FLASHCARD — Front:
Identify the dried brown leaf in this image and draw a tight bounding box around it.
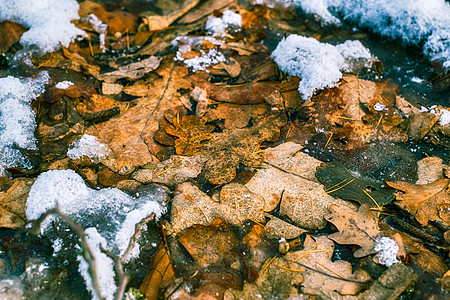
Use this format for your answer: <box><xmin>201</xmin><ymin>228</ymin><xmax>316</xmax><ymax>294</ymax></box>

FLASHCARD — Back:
<box><xmin>140</xmin><ymin>247</ymin><xmax>175</xmax><ymax>300</ymax></box>
<box><xmin>165</xmin><ymin>115</ymin><xmax>215</xmax><ymax>156</ymax></box>
<box><xmin>324</xmin><ymin>204</ymin><xmax>381</xmax><ymax>257</ymax></box>
<box><xmin>386</xmin><ymin>179</ymin><xmax>450</xmax><ymax>226</ymax></box>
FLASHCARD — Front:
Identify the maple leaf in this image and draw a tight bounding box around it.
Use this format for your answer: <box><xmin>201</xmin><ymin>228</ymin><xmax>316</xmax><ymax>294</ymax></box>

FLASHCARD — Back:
<box><xmin>386</xmin><ymin>179</ymin><xmax>450</xmax><ymax>226</ymax></box>
<box><xmin>324</xmin><ymin>204</ymin><xmax>381</xmax><ymax>257</ymax></box>
<box><xmin>165</xmin><ymin>115</ymin><xmax>215</xmax><ymax>156</ymax></box>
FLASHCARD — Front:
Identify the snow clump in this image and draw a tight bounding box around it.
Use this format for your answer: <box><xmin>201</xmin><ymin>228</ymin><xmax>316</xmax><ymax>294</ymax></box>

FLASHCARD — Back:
<box><xmin>271</xmin><ymin>35</ymin><xmax>373</xmax><ymax>99</ymax></box>
<box><xmin>374</xmin><ymin>236</ymin><xmax>400</xmax><ymax>267</ymax></box>
<box><xmin>206</xmin><ymin>10</ymin><xmax>242</xmax><ymax>37</ymax></box>
<box><xmin>292</xmin><ymin>0</ymin><xmax>450</xmax><ymax>69</ymax></box>
<box><xmin>172</xmin><ymin>36</ymin><xmax>226</xmax><ymax>72</ymax></box>
<box><xmin>55</xmin><ymin>81</ymin><xmax>74</xmax><ymax>89</ymax></box>
<box><xmin>0</xmin><ymin>72</ymin><xmax>49</xmax><ymax>176</ymax></box>
<box><xmin>67</xmin><ymin>134</ymin><xmax>112</xmax><ymax>163</ymax></box>
<box><xmin>0</xmin><ymin>0</ymin><xmax>86</xmax><ymax>53</ymax></box>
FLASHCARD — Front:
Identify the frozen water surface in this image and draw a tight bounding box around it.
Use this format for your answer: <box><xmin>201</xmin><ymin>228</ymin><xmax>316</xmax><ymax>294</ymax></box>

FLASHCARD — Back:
<box><xmin>0</xmin><ymin>72</ymin><xmax>49</xmax><ymax>176</ymax></box>
<box><xmin>26</xmin><ymin>170</ymin><xmax>168</xmax><ymax>299</ymax></box>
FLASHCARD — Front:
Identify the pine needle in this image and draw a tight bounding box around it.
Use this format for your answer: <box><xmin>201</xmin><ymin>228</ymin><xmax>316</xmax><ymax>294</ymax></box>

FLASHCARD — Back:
<box><xmin>323</xmin><ymin>132</ymin><xmax>333</xmax><ymax>149</ymax></box>
<box><xmin>273</xmin><ymin>264</ymin><xmax>304</xmax><ymax>272</ymax></box>
<box><xmin>260</xmin><ymin>253</ymin><xmax>278</xmax><ymax>274</ymax></box>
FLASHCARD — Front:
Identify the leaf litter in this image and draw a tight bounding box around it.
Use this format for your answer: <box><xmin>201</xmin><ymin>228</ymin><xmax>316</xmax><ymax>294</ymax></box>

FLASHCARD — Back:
<box><xmin>1</xmin><ymin>0</ymin><xmax>450</xmax><ymax>299</ymax></box>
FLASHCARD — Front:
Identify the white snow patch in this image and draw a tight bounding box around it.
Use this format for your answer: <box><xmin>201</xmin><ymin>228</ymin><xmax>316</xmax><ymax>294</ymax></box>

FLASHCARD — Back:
<box><xmin>78</xmin><ymin>227</ymin><xmax>117</xmax><ymax>300</ymax></box>
<box><xmin>172</xmin><ymin>36</ymin><xmax>226</xmax><ymax>72</ymax></box>
<box><xmin>374</xmin><ymin>236</ymin><xmax>400</xmax><ymax>267</ymax></box>
<box><xmin>411</xmin><ymin>77</ymin><xmax>424</xmax><ymax>83</ymax></box>
<box><xmin>0</xmin><ymin>72</ymin><xmax>49</xmax><ymax>176</ymax></box>
<box><xmin>292</xmin><ymin>0</ymin><xmax>450</xmax><ymax>69</ymax></box>
<box><xmin>206</xmin><ymin>10</ymin><xmax>242</xmax><ymax>37</ymax></box>
<box><xmin>0</xmin><ymin>0</ymin><xmax>86</xmax><ymax>53</ymax></box>
<box><xmin>438</xmin><ymin>109</ymin><xmax>450</xmax><ymax>125</ymax></box>
<box><xmin>67</xmin><ymin>134</ymin><xmax>112</xmax><ymax>163</ymax></box>
<box><xmin>271</xmin><ymin>35</ymin><xmax>373</xmax><ymax>99</ymax></box>
<box><xmin>373</xmin><ymin>102</ymin><xmax>387</xmax><ymax>112</ymax></box>
<box><xmin>55</xmin><ymin>81</ymin><xmax>74</xmax><ymax>89</ymax></box>
<box><xmin>86</xmin><ymin>14</ymin><xmax>107</xmax><ymax>51</ymax></box>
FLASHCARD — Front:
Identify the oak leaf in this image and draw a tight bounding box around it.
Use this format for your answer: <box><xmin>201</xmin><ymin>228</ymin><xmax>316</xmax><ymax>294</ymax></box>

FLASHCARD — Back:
<box><xmin>224</xmin><ymin>256</ymin><xmax>304</xmax><ymax>300</ymax></box>
<box><xmin>386</xmin><ymin>179</ymin><xmax>450</xmax><ymax>226</ymax></box>
<box><xmin>178</xmin><ymin>218</ymin><xmax>240</xmax><ymax>268</ymax></box>
<box><xmin>205</xmin><ymin>103</ymin><xmax>269</xmax><ymax>129</ymax></box>
<box><xmin>165</xmin><ymin>115</ymin><xmax>215</xmax><ymax>156</ymax></box>
<box><xmin>201</xmin><ymin>112</ymin><xmax>286</xmax><ymax>185</ymax></box>
<box><xmin>170</xmin><ymin>182</ymin><xmax>265</xmax><ymax>234</ymax></box>
<box><xmin>324</xmin><ymin>204</ymin><xmax>381</xmax><ymax>257</ymax></box>
<box><xmin>245</xmin><ymin>142</ymin><xmax>356</xmax><ymax>229</ymax></box>
<box><xmin>287</xmin><ymin>235</ymin><xmax>371</xmax><ymax>297</ymax></box>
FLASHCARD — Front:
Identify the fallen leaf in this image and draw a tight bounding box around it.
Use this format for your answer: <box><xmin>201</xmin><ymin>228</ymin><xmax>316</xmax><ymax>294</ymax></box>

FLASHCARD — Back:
<box><xmin>386</xmin><ymin>179</ymin><xmax>450</xmax><ymax>226</ymax></box>
<box><xmin>140</xmin><ymin>247</ymin><xmax>175</xmax><ymax>300</ymax></box>
<box><xmin>191</xmin><ymin>77</ymin><xmax>282</xmax><ymax>105</ymax></box>
<box><xmin>263</xmin><ymin>214</ymin><xmax>307</xmax><ymax>240</ymax></box>
<box><xmin>224</xmin><ymin>256</ymin><xmax>304</xmax><ymax>300</ymax></box>
<box><xmin>205</xmin><ymin>103</ymin><xmax>269</xmax><ymax>129</ymax></box>
<box><xmin>201</xmin><ymin>112</ymin><xmax>286</xmax><ymax>185</ymax></box>
<box><xmin>0</xmin><ymin>21</ymin><xmax>27</xmax><ymax>53</ymax></box>
<box><xmin>178</xmin><ymin>218</ymin><xmax>240</xmax><ymax>268</ymax></box>
<box><xmin>133</xmin><ymin>154</ymin><xmax>207</xmax><ymax>187</ymax></box>
<box><xmin>315</xmin><ymin>161</ymin><xmax>395</xmax><ymax>207</ymax></box>
<box><xmin>409</xmin><ymin>112</ymin><xmax>441</xmax><ymax>140</ymax></box>
<box><xmin>245</xmin><ymin>142</ymin><xmax>356</xmax><ymax>229</ymax></box>
<box><xmin>165</xmin><ymin>115</ymin><xmax>215</xmax><ymax>156</ymax></box>
<box><xmin>95</xmin><ymin>56</ymin><xmax>161</xmax><ymax>83</ymax></box>
<box><xmin>416</xmin><ymin>156</ymin><xmax>445</xmax><ymax>185</ymax></box>
<box><xmin>325</xmin><ymin>204</ymin><xmax>381</xmax><ymax>257</ymax></box>
<box><xmin>243</xmin><ymin>224</ymin><xmax>275</xmax><ymax>272</ymax></box>
<box><xmin>170</xmin><ymin>182</ymin><xmax>265</xmax><ymax>234</ymax></box>
<box><xmin>144</xmin><ymin>0</ymin><xmax>200</xmax><ymax>31</ymax></box>
<box><xmin>178</xmin><ymin>0</ymin><xmax>234</xmax><ymax>24</ymax></box>
<box><xmin>0</xmin><ymin>178</ymin><xmax>35</xmax><ymax>229</ymax></box>
<box><xmin>287</xmin><ymin>235</ymin><xmax>371</xmax><ymax>297</ymax></box>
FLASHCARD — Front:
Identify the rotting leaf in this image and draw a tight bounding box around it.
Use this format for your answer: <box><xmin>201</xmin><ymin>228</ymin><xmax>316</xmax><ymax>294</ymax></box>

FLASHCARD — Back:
<box><xmin>386</xmin><ymin>179</ymin><xmax>450</xmax><ymax>226</ymax></box>
<box><xmin>316</xmin><ymin>161</ymin><xmax>395</xmax><ymax>207</ymax></box>
<box><xmin>143</xmin><ymin>0</ymin><xmax>200</xmax><ymax>31</ymax></box>
<box><xmin>243</xmin><ymin>224</ymin><xmax>275</xmax><ymax>272</ymax></box>
<box><xmin>165</xmin><ymin>115</ymin><xmax>215</xmax><ymax>156</ymax></box>
<box><xmin>140</xmin><ymin>246</ymin><xmax>175</xmax><ymax>300</ymax></box>
<box><xmin>286</xmin><ymin>235</ymin><xmax>371</xmax><ymax>297</ymax></box>
<box><xmin>178</xmin><ymin>218</ymin><xmax>240</xmax><ymax>268</ymax></box>
<box><xmin>224</xmin><ymin>256</ymin><xmax>304</xmax><ymax>300</ymax></box>
<box><xmin>324</xmin><ymin>204</ymin><xmax>381</xmax><ymax>258</ymax></box>
<box><xmin>95</xmin><ymin>56</ymin><xmax>161</xmax><ymax>83</ymax></box>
